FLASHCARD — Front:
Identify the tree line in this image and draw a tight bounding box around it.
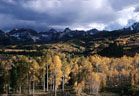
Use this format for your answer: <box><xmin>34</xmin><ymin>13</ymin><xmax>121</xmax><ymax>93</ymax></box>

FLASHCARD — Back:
<box><xmin>0</xmin><ymin>49</ymin><xmax>139</xmax><ymax>96</ymax></box>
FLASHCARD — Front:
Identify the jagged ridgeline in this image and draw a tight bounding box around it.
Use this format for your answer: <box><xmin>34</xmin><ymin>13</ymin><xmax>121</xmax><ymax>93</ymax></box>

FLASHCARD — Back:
<box><xmin>0</xmin><ymin>22</ymin><xmax>139</xmax><ymax>45</ymax></box>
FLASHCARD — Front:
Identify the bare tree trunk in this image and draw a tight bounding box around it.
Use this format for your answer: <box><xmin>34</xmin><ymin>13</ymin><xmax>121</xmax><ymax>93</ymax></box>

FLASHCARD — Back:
<box><xmin>33</xmin><ymin>81</ymin><xmax>35</xmax><ymax>96</ymax></box>
<box><xmin>19</xmin><ymin>86</ymin><xmax>21</xmax><ymax>94</ymax></box>
<box><xmin>62</xmin><ymin>74</ymin><xmax>65</xmax><ymax>94</ymax></box>
<box><xmin>43</xmin><ymin>69</ymin><xmax>46</xmax><ymax>92</ymax></box>
<box><xmin>96</xmin><ymin>87</ymin><xmax>99</xmax><ymax>94</ymax></box>
<box><xmin>96</xmin><ymin>63</ymin><xmax>98</xmax><ymax>73</ymax></box>
<box><xmin>6</xmin><ymin>84</ymin><xmax>8</xmax><ymax>95</ymax></box>
<box><xmin>27</xmin><ymin>73</ymin><xmax>31</xmax><ymax>95</ymax></box>
<box><xmin>53</xmin><ymin>79</ymin><xmax>54</xmax><ymax>92</ymax></box>
<box><xmin>90</xmin><ymin>81</ymin><xmax>92</xmax><ymax>94</ymax></box>
<box><xmin>54</xmin><ymin>74</ymin><xmax>57</xmax><ymax>96</ymax></box>
<box><xmin>46</xmin><ymin>64</ymin><xmax>49</xmax><ymax>92</ymax></box>
<box><xmin>90</xmin><ymin>80</ymin><xmax>93</xmax><ymax>94</ymax></box>
<box><xmin>90</xmin><ymin>79</ymin><xmax>94</xmax><ymax>94</ymax></box>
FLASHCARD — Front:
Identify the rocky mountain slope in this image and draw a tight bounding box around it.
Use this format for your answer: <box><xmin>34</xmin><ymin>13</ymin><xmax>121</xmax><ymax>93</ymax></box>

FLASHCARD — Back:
<box><xmin>0</xmin><ymin>22</ymin><xmax>139</xmax><ymax>45</ymax></box>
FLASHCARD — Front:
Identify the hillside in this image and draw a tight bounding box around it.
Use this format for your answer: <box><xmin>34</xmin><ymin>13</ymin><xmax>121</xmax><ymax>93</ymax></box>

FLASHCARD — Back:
<box><xmin>0</xmin><ymin>28</ymin><xmax>139</xmax><ymax>57</ymax></box>
<box><xmin>0</xmin><ymin>23</ymin><xmax>139</xmax><ymax>96</ymax></box>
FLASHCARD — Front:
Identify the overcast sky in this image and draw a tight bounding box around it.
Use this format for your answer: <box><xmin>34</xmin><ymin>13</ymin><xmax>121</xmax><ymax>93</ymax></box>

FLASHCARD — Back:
<box><xmin>0</xmin><ymin>0</ymin><xmax>139</xmax><ymax>31</ymax></box>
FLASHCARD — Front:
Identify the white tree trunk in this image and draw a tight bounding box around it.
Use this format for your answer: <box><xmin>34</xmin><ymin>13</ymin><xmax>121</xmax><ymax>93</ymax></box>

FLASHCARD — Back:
<box><xmin>54</xmin><ymin>74</ymin><xmax>57</xmax><ymax>96</ymax></box>
<box><xmin>62</xmin><ymin>74</ymin><xmax>65</xmax><ymax>94</ymax></box>
<box><xmin>27</xmin><ymin>73</ymin><xmax>31</xmax><ymax>95</ymax></box>
<box><xmin>46</xmin><ymin>64</ymin><xmax>49</xmax><ymax>92</ymax></box>
<box><xmin>33</xmin><ymin>81</ymin><xmax>35</xmax><ymax>96</ymax></box>
<box><xmin>43</xmin><ymin>69</ymin><xmax>46</xmax><ymax>92</ymax></box>
<box><xmin>53</xmin><ymin>79</ymin><xmax>54</xmax><ymax>92</ymax></box>
<box><xmin>19</xmin><ymin>86</ymin><xmax>21</xmax><ymax>94</ymax></box>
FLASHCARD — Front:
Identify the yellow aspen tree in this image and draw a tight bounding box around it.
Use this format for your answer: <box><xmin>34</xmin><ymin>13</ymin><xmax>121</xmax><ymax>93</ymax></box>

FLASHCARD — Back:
<box><xmin>132</xmin><ymin>54</ymin><xmax>139</xmax><ymax>85</ymax></box>
<box><xmin>134</xmin><ymin>69</ymin><xmax>139</xmax><ymax>84</ymax></box>
<box><xmin>71</xmin><ymin>57</ymin><xmax>79</xmax><ymax>83</ymax></box>
<box><xmin>28</xmin><ymin>58</ymin><xmax>40</xmax><ymax>96</ymax></box>
<box><xmin>50</xmin><ymin>55</ymin><xmax>62</xmax><ymax>96</ymax></box>
<box><xmin>75</xmin><ymin>80</ymin><xmax>85</xmax><ymax>96</ymax></box>
<box><xmin>39</xmin><ymin>50</ymin><xmax>52</xmax><ymax>92</ymax></box>
<box><xmin>99</xmin><ymin>57</ymin><xmax>110</xmax><ymax>74</ymax></box>
<box><xmin>90</xmin><ymin>55</ymin><xmax>101</xmax><ymax>72</ymax></box>
<box><xmin>61</xmin><ymin>58</ymin><xmax>71</xmax><ymax>94</ymax></box>
<box><xmin>74</xmin><ymin>57</ymin><xmax>93</xmax><ymax>95</ymax></box>
<box><xmin>88</xmin><ymin>72</ymin><xmax>101</xmax><ymax>94</ymax></box>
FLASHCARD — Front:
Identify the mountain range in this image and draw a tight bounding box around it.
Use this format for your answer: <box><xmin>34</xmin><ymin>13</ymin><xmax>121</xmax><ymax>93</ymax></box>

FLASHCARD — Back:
<box><xmin>0</xmin><ymin>22</ymin><xmax>139</xmax><ymax>45</ymax></box>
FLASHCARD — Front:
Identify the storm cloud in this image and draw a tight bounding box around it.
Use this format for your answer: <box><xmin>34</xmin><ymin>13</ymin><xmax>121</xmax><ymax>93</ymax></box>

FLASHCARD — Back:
<box><xmin>0</xmin><ymin>0</ymin><xmax>139</xmax><ymax>31</ymax></box>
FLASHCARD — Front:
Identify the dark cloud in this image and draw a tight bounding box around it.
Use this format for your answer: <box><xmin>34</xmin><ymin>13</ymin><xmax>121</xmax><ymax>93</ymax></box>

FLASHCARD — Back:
<box><xmin>0</xmin><ymin>0</ymin><xmax>139</xmax><ymax>31</ymax></box>
<box><xmin>135</xmin><ymin>6</ymin><xmax>139</xmax><ymax>12</ymax></box>
<box><xmin>109</xmin><ymin>0</ymin><xmax>139</xmax><ymax>10</ymax></box>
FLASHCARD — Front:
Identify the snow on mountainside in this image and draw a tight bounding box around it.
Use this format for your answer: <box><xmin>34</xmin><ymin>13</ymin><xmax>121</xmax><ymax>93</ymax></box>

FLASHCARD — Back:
<box><xmin>122</xmin><ymin>22</ymin><xmax>139</xmax><ymax>31</ymax></box>
<box><xmin>87</xmin><ymin>29</ymin><xmax>99</xmax><ymax>35</ymax></box>
<box><xmin>0</xmin><ymin>22</ymin><xmax>138</xmax><ymax>44</ymax></box>
<box><xmin>132</xmin><ymin>22</ymin><xmax>139</xmax><ymax>31</ymax></box>
<box><xmin>7</xmin><ymin>28</ymin><xmax>40</xmax><ymax>42</ymax></box>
